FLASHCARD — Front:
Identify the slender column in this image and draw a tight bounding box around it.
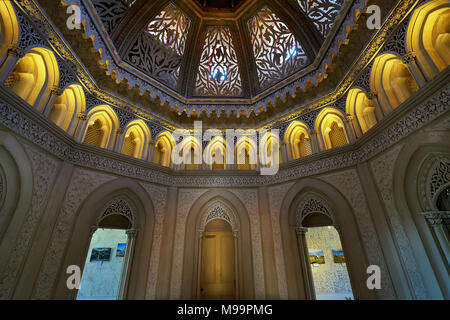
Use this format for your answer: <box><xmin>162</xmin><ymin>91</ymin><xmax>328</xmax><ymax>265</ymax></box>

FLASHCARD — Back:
<box><xmin>113</xmin><ymin>128</ymin><xmax>124</xmax><ymax>152</ymax></box>
<box><xmin>371</xmin><ymin>91</ymin><xmax>392</xmax><ymax>116</ymax></box>
<box><xmin>117</xmin><ymin>229</ymin><xmax>138</xmax><ymax>300</ymax></box>
<box><xmin>403</xmin><ymin>52</ymin><xmax>427</xmax><ymax>87</ymax></box>
<box><xmin>367</xmin><ymin>92</ymin><xmax>385</xmax><ymax>122</ymax></box>
<box><xmin>147</xmin><ymin>141</ymin><xmax>155</xmax><ymax>162</ymax></box>
<box><xmin>43</xmin><ymin>86</ymin><xmax>63</xmax><ymax>117</ymax></box>
<box><xmin>73</xmin><ymin>113</ymin><xmax>88</xmax><ymax>142</ymax></box>
<box><xmin>233</xmin><ymin>230</ymin><xmax>240</xmax><ymax>300</ymax></box>
<box><xmin>197</xmin><ymin>230</ymin><xmax>204</xmax><ymax>299</ymax></box>
<box><xmin>0</xmin><ymin>46</ymin><xmax>24</xmax><ymax>83</ymax></box>
<box><xmin>344</xmin><ymin>116</ymin><xmax>357</xmax><ymax>143</ymax></box>
<box><xmin>422</xmin><ymin>211</ymin><xmax>450</xmax><ymax>265</ymax></box>
<box><xmin>295</xmin><ymin>227</ymin><xmax>315</xmax><ymax>300</ymax></box>
<box><xmin>310</xmin><ymin>131</ymin><xmax>320</xmax><ymax>154</ymax></box>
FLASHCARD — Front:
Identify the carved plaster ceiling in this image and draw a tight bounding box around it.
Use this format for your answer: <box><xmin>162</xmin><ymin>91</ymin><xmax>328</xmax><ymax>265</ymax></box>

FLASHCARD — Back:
<box><xmin>32</xmin><ymin>0</ymin><xmax>399</xmax><ymax>127</ymax></box>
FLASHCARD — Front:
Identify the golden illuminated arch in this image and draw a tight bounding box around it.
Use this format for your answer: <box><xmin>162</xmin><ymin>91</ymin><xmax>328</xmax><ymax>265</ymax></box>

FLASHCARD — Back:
<box><xmin>371</xmin><ymin>53</ymin><xmax>419</xmax><ymax>112</ymax></box>
<box><xmin>315</xmin><ymin>108</ymin><xmax>349</xmax><ymax>150</ymax></box>
<box><xmin>346</xmin><ymin>88</ymin><xmax>378</xmax><ymax>136</ymax></box>
<box><xmin>0</xmin><ymin>1</ymin><xmax>19</xmax><ymax>66</ymax></box>
<box><xmin>205</xmin><ymin>137</ymin><xmax>228</xmax><ymax>170</ymax></box>
<box><xmin>121</xmin><ymin>120</ymin><xmax>151</xmax><ymax>159</ymax></box>
<box><xmin>178</xmin><ymin>136</ymin><xmax>202</xmax><ymax>170</ymax></box>
<box><xmin>49</xmin><ymin>84</ymin><xmax>85</xmax><ymax>135</ymax></box>
<box><xmin>259</xmin><ymin>132</ymin><xmax>282</xmax><ymax>167</ymax></box>
<box><xmin>5</xmin><ymin>47</ymin><xmax>59</xmax><ymax>111</ymax></box>
<box><xmin>407</xmin><ymin>0</ymin><xmax>450</xmax><ymax>80</ymax></box>
<box><xmin>284</xmin><ymin>121</ymin><xmax>312</xmax><ymax>159</ymax></box>
<box><xmin>235</xmin><ymin>137</ymin><xmax>257</xmax><ymax>170</ymax></box>
<box><xmin>153</xmin><ymin>131</ymin><xmax>176</xmax><ymax>167</ymax></box>
<box><xmin>83</xmin><ymin>105</ymin><xmax>119</xmax><ymax>149</ymax></box>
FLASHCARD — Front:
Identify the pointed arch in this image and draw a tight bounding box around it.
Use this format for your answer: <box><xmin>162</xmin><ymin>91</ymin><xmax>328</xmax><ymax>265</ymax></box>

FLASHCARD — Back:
<box><xmin>371</xmin><ymin>53</ymin><xmax>419</xmax><ymax>112</ymax></box>
<box><xmin>315</xmin><ymin>108</ymin><xmax>349</xmax><ymax>150</ymax></box>
<box><xmin>153</xmin><ymin>131</ymin><xmax>176</xmax><ymax>167</ymax></box>
<box><xmin>235</xmin><ymin>136</ymin><xmax>257</xmax><ymax>170</ymax></box>
<box><xmin>53</xmin><ymin>178</ymin><xmax>155</xmax><ymax>300</ymax></box>
<box><xmin>205</xmin><ymin>136</ymin><xmax>228</xmax><ymax>170</ymax></box>
<box><xmin>284</xmin><ymin>121</ymin><xmax>313</xmax><ymax>159</ymax></box>
<box><xmin>181</xmin><ymin>190</ymin><xmax>255</xmax><ymax>299</ymax></box>
<box><xmin>121</xmin><ymin>119</ymin><xmax>151</xmax><ymax>159</ymax></box>
<box><xmin>5</xmin><ymin>47</ymin><xmax>59</xmax><ymax>111</ymax></box>
<box><xmin>0</xmin><ymin>1</ymin><xmax>19</xmax><ymax>66</ymax></box>
<box><xmin>178</xmin><ymin>136</ymin><xmax>202</xmax><ymax>170</ymax></box>
<box><xmin>346</xmin><ymin>88</ymin><xmax>378</xmax><ymax>136</ymax></box>
<box><xmin>82</xmin><ymin>105</ymin><xmax>119</xmax><ymax>149</ymax></box>
<box><xmin>48</xmin><ymin>84</ymin><xmax>85</xmax><ymax>135</ymax></box>
<box><xmin>259</xmin><ymin>132</ymin><xmax>282</xmax><ymax>167</ymax></box>
<box><xmin>407</xmin><ymin>0</ymin><xmax>450</xmax><ymax>80</ymax></box>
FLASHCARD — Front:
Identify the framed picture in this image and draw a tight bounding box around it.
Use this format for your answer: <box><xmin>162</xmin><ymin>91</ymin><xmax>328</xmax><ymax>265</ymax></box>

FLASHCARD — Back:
<box><xmin>116</xmin><ymin>243</ymin><xmax>127</xmax><ymax>257</ymax></box>
<box><xmin>309</xmin><ymin>250</ymin><xmax>325</xmax><ymax>264</ymax></box>
<box><xmin>90</xmin><ymin>248</ymin><xmax>111</xmax><ymax>262</ymax></box>
<box><xmin>332</xmin><ymin>249</ymin><xmax>345</xmax><ymax>263</ymax></box>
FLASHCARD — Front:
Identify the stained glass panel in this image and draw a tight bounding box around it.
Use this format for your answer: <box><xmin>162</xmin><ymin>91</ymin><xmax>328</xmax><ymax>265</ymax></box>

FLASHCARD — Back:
<box><xmin>297</xmin><ymin>0</ymin><xmax>344</xmax><ymax>37</ymax></box>
<box><xmin>147</xmin><ymin>2</ymin><xmax>191</xmax><ymax>56</ymax></box>
<box><xmin>248</xmin><ymin>6</ymin><xmax>309</xmax><ymax>90</ymax></box>
<box><xmin>195</xmin><ymin>26</ymin><xmax>242</xmax><ymax>97</ymax></box>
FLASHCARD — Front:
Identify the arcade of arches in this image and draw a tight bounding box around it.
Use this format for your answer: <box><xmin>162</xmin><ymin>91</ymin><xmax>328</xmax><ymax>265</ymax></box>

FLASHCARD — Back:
<box><xmin>0</xmin><ymin>0</ymin><xmax>449</xmax><ymax>300</ymax></box>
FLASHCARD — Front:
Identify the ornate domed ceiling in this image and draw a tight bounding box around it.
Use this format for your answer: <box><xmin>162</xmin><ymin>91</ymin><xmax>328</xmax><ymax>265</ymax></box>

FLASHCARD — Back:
<box><xmin>31</xmin><ymin>0</ymin><xmax>391</xmax><ymax>128</ymax></box>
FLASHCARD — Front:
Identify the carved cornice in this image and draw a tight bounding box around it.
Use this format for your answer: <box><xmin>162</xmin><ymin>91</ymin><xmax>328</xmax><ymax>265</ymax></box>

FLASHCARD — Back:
<box><xmin>421</xmin><ymin>211</ymin><xmax>450</xmax><ymax>226</ymax></box>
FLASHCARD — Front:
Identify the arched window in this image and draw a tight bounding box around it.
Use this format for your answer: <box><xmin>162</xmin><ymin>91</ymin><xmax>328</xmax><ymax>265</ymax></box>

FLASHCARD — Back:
<box><xmin>205</xmin><ymin>137</ymin><xmax>228</xmax><ymax>170</ymax></box>
<box><xmin>121</xmin><ymin>120</ymin><xmax>151</xmax><ymax>159</ymax></box>
<box><xmin>285</xmin><ymin>121</ymin><xmax>313</xmax><ymax>160</ymax></box>
<box><xmin>48</xmin><ymin>84</ymin><xmax>85</xmax><ymax>135</ymax></box>
<box><xmin>236</xmin><ymin>136</ymin><xmax>257</xmax><ymax>170</ymax></box>
<box><xmin>178</xmin><ymin>136</ymin><xmax>202</xmax><ymax>170</ymax></box>
<box><xmin>407</xmin><ymin>0</ymin><xmax>450</xmax><ymax>80</ymax></box>
<box><xmin>346</xmin><ymin>88</ymin><xmax>378</xmax><ymax>136</ymax></box>
<box><xmin>315</xmin><ymin>109</ymin><xmax>349</xmax><ymax>150</ymax></box>
<box><xmin>0</xmin><ymin>1</ymin><xmax>19</xmax><ymax>66</ymax></box>
<box><xmin>371</xmin><ymin>53</ymin><xmax>419</xmax><ymax>112</ymax></box>
<box><xmin>5</xmin><ymin>47</ymin><xmax>59</xmax><ymax>111</ymax></box>
<box><xmin>82</xmin><ymin>105</ymin><xmax>119</xmax><ymax>149</ymax></box>
<box><xmin>259</xmin><ymin>132</ymin><xmax>282</xmax><ymax>168</ymax></box>
<box><xmin>153</xmin><ymin>132</ymin><xmax>176</xmax><ymax>167</ymax></box>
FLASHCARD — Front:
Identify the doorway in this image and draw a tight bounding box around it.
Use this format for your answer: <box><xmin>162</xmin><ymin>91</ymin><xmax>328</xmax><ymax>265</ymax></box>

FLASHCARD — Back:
<box><xmin>200</xmin><ymin>219</ymin><xmax>236</xmax><ymax>300</ymax></box>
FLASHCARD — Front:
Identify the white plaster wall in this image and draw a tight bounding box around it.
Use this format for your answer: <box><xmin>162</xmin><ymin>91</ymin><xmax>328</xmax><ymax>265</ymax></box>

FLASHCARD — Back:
<box><xmin>77</xmin><ymin>228</ymin><xmax>128</xmax><ymax>300</ymax></box>
<box><xmin>305</xmin><ymin>226</ymin><xmax>353</xmax><ymax>300</ymax></box>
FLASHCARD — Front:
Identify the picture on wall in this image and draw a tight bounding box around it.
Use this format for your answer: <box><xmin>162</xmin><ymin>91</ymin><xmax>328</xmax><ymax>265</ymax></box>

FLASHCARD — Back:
<box><xmin>332</xmin><ymin>249</ymin><xmax>345</xmax><ymax>263</ymax></box>
<box><xmin>90</xmin><ymin>248</ymin><xmax>111</xmax><ymax>262</ymax></box>
<box><xmin>309</xmin><ymin>250</ymin><xmax>325</xmax><ymax>264</ymax></box>
<box><xmin>116</xmin><ymin>243</ymin><xmax>127</xmax><ymax>257</ymax></box>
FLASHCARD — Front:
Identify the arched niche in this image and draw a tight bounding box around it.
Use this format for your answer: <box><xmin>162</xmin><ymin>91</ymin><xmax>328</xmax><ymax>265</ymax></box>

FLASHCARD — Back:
<box><xmin>0</xmin><ymin>1</ymin><xmax>19</xmax><ymax>66</ymax></box>
<box><xmin>53</xmin><ymin>178</ymin><xmax>155</xmax><ymax>300</ymax></box>
<box><xmin>181</xmin><ymin>190</ymin><xmax>255</xmax><ymax>300</ymax></box>
<box><xmin>0</xmin><ymin>132</ymin><xmax>33</xmax><ymax>277</ymax></box>
<box><xmin>259</xmin><ymin>132</ymin><xmax>282</xmax><ymax>167</ymax></box>
<box><xmin>279</xmin><ymin>178</ymin><xmax>376</xmax><ymax>300</ymax></box>
<box><xmin>346</xmin><ymin>88</ymin><xmax>379</xmax><ymax>136</ymax></box>
<box><xmin>204</xmin><ymin>137</ymin><xmax>228</xmax><ymax>170</ymax></box>
<box><xmin>48</xmin><ymin>84</ymin><xmax>85</xmax><ymax>135</ymax></box>
<box><xmin>235</xmin><ymin>136</ymin><xmax>257</xmax><ymax>170</ymax></box>
<box><xmin>393</xmin><ymin>130</ymin><xmax>450</xmax><ymax>299</ymax></box>
<box><xmin>177</xmin><ymin>136</ymin><xmax>202</xmax><ymax>170</ymax></box>
<box><xmin>371</xmin><ymin>53</ymin><xmax>419</xmax><ymax>112</ymax></box>
<box><xmin>82</xmin><ymin>105</ymin><xmax>119</xmax><ymax>149</ymax></box>
<box><xmin>5</xmin><ymin>47</ymin><xmax>59</xmax><ymax>111</ymax></box>
<box><xmin>407</xmin><ymin>0</ymin><xmax>450</xmax><ymax>80</ymax></box>
<box><xmin>315</xmin><ymin>108</ymin><xmax>349</xmax><ymax>150</ymax></box>
<box><xmin>153</xmin><ymin>131</ymin><xmax>176</xmax><ymax>167</ymax></box>
<box><xmin>121</xmin><ymin>120</ymin><xmax>151</xmax><ymax>160</ymax></box>
<box><xmin>284</xmin><ymin>121</ymin><xmax>313</xmax><ymax>160</ymax></box>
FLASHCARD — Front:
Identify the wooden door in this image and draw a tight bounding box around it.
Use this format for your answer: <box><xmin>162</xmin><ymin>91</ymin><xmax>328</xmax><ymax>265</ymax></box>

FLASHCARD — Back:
<box><xmin>200</xmin><ymin>231</ymin><xmax>236</xmax><ymax>300</ymax></box>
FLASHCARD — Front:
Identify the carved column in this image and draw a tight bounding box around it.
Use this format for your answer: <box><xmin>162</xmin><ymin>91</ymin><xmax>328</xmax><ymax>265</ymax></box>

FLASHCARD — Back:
<box><xmin>197</xmin><ymin>230</ymin><xmax>204</xmax><ymax>299</ymax></box>
<box><xmin>295</xmin><ymin>227</ymin><xmax>315</xmax><ymax>300</ymax></box>
<box><xmin>117</xmin><ymin>229</ymin><xmax>138</xmax><ymax>300</ymax></box>
<box><xmin>113</xmin><ymin>128</ymin><xmax>125</xmax><ymax>152</ymax></box>
<box><xmin>147</xmin><ymin>141</ymin><xmax>155</xmax><ymax>162</ymax></box>
<box><xmin>402</xmin><ymin>52</ymin><xmax>427</xmax><ymax>87</ymax></box>
<box><xmin>344</xmin><ymin>115</ymin><xmax>357</xmax><ymax>143</ymax></box>
<box><xmin>314</xmin><ymin>130</ymin><xmax>325</xmax><ymax>152</ymax></box>
<box><xmin>371</xmin><ymin>90</ymin><xmax>392</xmax><ymax>116</ymax></box>
<box><xmin>367</xmin><ymin>92</ymin><xmax>385</xmax><ymax>122</ymax></box>
<box><xmin>310</xmin><ymin>131</ymin><xmax>320</xmax><ymax>154</ymax></box>
<box><xmin>233</xmin><ymin>230</ymin><xmax>240</xmax><ymax>300</ymax></box>
<box><xmin>43</xmin><ymin>86</ymin><xmax>63</xmax><ymax>117</ymax></box>
<box><xmin>422</xmin><ymin>211</ymin><xmax>450</xmax><ymax>265</ymax></box>
<box><xmin>73</xmin><ymin>113</ymin><xmax>88</xmax><ymax>142</ymax></box>
<box><xmin>0</xmin><ymin>46</ymin><xmax>24</xmax><ymax>83</ymax></box>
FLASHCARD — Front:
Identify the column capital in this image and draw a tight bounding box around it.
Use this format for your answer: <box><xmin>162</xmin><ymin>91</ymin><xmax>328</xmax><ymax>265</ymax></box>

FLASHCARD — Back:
<box><xmin>77</xmin><ymin>113</ymin><xmax>88</xmax><ymax>121</ymax></box>
<box><xmin>233</xmin><ymin>230</ymin><xmax>239</xmax><ymax>238</ymax></box>
<box><xmin>421</xmin><ymin>211</ymin><xmax>450</xmax><ymax>226</ymax></box>
<box><xmin>51</xmin><ymin>86</ymin><xmax>63</xmax><ymax>96</ymax></box>
<box><xmin>8</xmin><ymin>46</ymin><xmax>24</xmax><ymax>58</ymax></box>
<box><xmin>116</xmin><ymin>128</ymin><xmax>125</xmax><ymax>135</ymax></box>
<box><xmin>402</xmin><ymin>52</ymin><xmax>416</xmax><ymax>64</ymax></box>
<box><xmin>126</xmin><ymin>229</ymin><xmax>138</xmax><ymax>238</ymax></box>
<box><xmin>295</xmin><ymin>227</ymin><xmax>308</xmax><ymax>235</ymax></box>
